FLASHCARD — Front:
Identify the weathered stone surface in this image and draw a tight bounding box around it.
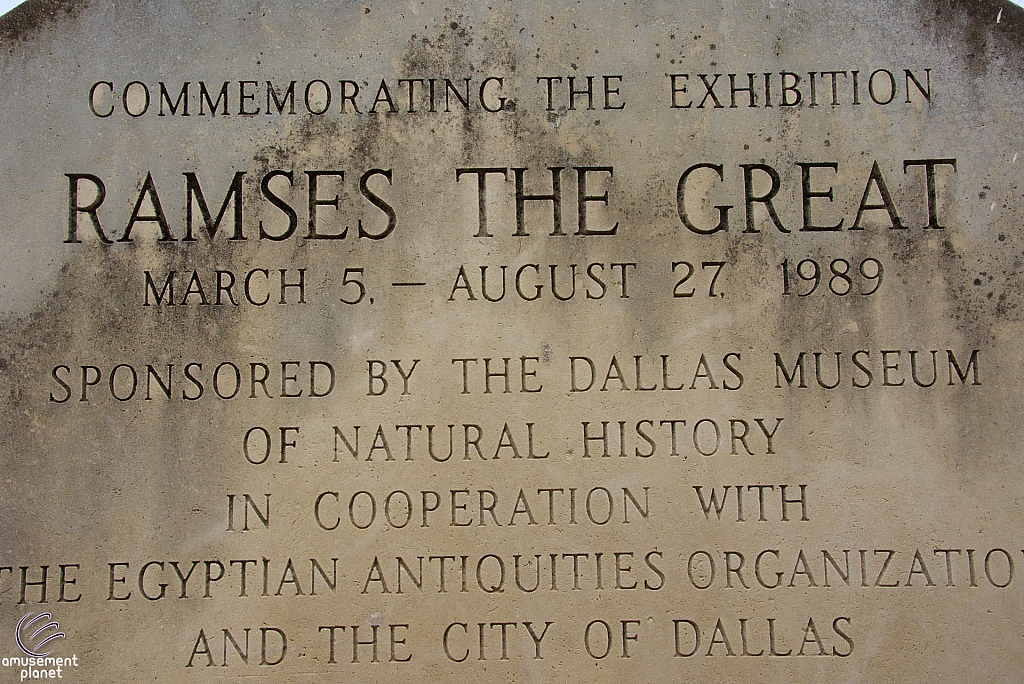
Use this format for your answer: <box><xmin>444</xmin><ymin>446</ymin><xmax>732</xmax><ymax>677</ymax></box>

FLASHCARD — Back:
<box><xmin>0</xmin><ymin>0</ymin><xmax>1022</xmax><ymax>680</ymax></box>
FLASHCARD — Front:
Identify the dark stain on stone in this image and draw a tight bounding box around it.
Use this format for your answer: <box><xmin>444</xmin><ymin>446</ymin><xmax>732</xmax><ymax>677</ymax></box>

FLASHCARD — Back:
<box><xmin>915</xmin><ymin>0</ymin><xmax>1024</xmax><ymax>79</ymax></box>
<box><xmin>0</xmin><ymin>0</ymin><xmax>88</xmax><ymax>45</ymax></box>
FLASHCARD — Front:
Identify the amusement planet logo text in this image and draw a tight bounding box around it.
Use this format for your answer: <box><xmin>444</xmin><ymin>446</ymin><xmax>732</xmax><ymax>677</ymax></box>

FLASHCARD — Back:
<box><xmin>2</xmin><ymin>612</ymin><xmax>78</xmax><ymax>681</ymax></box>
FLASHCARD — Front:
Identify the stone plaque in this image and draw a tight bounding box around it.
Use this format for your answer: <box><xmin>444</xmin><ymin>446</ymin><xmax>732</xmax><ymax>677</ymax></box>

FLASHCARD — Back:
<box><xmin>0</xmin><ymin>0</ymin><xmax>1021</xmax><ymax>680</ymax></box>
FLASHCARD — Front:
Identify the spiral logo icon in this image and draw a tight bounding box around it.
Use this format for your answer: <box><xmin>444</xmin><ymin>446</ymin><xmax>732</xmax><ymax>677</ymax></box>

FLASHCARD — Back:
<box><xmin>16</xmin><ymin>612</ymin><xmax>65</xmax><ymax>657</ymax></box>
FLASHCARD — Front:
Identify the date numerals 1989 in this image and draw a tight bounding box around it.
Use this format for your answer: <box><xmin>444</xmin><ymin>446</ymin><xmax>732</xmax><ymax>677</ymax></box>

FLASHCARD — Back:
<box><xmin>782</xmin><ymin>257</ymin><xmax>884</xmax><ymax>297</ymax></box>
